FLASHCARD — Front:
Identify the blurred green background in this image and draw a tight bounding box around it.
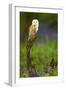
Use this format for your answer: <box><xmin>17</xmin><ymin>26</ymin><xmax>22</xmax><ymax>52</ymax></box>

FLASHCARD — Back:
<box><xmin>20</xmin><ymin>12</ymin><xmax>58</xmax><ymax>77</ymax></box>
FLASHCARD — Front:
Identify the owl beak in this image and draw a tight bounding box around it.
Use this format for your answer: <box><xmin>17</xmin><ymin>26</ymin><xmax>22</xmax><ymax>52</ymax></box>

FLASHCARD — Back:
<box><xmin>33</xmin><ymin>24</ymin><xmax>36</xmax><ymax>27</ymax></box>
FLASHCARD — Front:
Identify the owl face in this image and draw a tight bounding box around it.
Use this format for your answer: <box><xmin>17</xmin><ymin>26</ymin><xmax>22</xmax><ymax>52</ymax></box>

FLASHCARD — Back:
<box><xmin>32</xmin><ymin>19</ymin><xmax>39</xmax><ymax>28</ymax></box>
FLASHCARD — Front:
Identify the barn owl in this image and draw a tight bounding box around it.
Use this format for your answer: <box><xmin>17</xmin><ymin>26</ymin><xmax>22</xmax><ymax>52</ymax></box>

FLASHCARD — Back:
<box><xmin>28</xmin><ymin>19</ymin><xmax>39</xmax><ymax>41</ymax></box>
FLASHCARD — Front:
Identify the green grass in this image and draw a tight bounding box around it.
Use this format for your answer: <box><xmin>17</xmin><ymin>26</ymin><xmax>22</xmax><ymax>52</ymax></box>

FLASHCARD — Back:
<box><xmin>20</xmin><ymin>40</ymin><xmax>58</xmax><ymax>77</ymax></box>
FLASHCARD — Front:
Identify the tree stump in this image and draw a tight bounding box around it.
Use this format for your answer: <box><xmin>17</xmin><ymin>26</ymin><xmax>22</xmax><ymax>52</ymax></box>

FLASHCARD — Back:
<box><xmin>26</xmin><ymin>34</ymin><xmax>38</xmax><ymax>76</ymax></box>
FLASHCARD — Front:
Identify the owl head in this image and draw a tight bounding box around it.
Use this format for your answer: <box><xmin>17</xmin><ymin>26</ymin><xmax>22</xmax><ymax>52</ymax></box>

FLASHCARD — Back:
<box><xmin>32</xmin><ymin>19</ymin><xmax>39</xmax><ymax>32</ymax></box>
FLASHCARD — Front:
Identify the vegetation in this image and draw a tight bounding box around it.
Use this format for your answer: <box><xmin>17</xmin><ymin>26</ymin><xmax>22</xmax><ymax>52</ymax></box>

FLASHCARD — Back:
<box><xmin>20</xmin><ymin>40</ymin><xmax>58</xmax><ymax>77</ymax></box>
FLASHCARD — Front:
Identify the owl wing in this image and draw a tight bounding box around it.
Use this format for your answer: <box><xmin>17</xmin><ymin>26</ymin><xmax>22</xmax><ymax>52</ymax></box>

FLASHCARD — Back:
<box><xmin>28</xmin><ymin>25</ymin><xmax>36</xmax><ymax>41</ymax></box>
<box><xmin>27</xmin><ymin>25</ymin><xmax>37</xmax><ymax>49</ymax></box>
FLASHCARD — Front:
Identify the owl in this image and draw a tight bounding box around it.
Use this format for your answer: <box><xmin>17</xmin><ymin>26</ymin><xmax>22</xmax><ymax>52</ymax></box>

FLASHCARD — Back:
<box><xmin>28</xmin><ymin>19</ymin><xmax>39</xmax><ymax>41</ymax></box>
